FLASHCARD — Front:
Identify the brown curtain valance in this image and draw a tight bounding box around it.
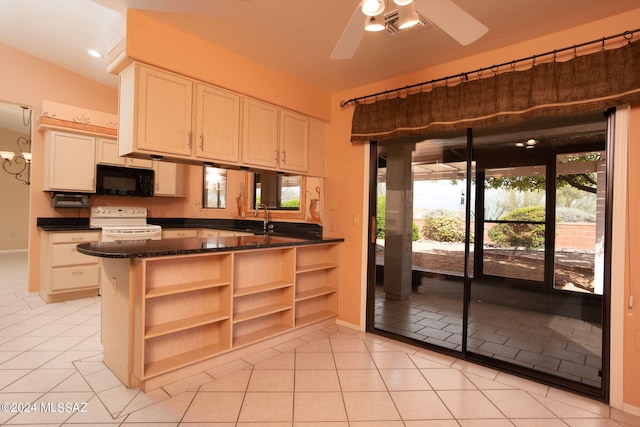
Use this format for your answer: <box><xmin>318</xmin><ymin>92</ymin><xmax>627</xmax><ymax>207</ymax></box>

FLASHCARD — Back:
<box><xmin>351</xmin><ymin>39</ymin><xmax>640</xmax><ymax>142</ymax></box>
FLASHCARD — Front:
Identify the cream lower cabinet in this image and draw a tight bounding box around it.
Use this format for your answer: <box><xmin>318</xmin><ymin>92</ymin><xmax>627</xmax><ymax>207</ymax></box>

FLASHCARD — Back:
<box><xmin>161</xmin><ymin>229</ymin><xmax>199</xmax><ymax>239</ymax></box>
<box><xmin>40</xmin><ymin>231</ymin><xmax>101</xmax><ymax>303</ymax></box>
<box><xmin>101</xmin><ymin>243</ymin><xmax>339</xmax><ymax>390</ymax></box>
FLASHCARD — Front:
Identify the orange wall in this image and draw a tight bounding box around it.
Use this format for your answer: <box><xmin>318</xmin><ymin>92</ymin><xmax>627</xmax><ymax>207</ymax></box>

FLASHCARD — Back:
<box><xmin>124</xmin><ymin>10</ymin><xmax>331</xmax><ymax>122</ymax></box>
<box><xmin>625</xmin><ymin>106</ymin><xmax>640</xmax><ymax>407</ymax></box>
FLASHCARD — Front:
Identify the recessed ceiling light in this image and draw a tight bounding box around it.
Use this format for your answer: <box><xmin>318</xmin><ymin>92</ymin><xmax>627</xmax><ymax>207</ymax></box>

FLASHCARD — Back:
<box><xmin>87</xmin><ymin>49</ymin><xmax>103</xmax><ymax>58</ymax></box>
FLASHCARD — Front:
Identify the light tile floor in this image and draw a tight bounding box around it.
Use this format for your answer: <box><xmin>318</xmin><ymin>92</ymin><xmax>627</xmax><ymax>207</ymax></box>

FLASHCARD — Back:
<box><xmin>1</xmin><ymin>251</ymin><xmax>639</xmax><ymax>426</ymax></box>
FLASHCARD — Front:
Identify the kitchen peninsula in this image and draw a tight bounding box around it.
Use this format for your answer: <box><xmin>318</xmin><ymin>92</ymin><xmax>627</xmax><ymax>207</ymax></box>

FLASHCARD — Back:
<box><xmin>78</xmin><ymin>234</ymin><xmax>343</xmax><ymax>391</ymax></box>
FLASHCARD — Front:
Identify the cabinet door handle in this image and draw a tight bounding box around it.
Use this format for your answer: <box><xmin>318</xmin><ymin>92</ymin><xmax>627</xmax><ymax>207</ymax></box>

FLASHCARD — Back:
<box><xmin>199</xmin><ymin>134</ymin><xmax>204</xmax><ymax>150</ymax></box>
<box><xmin>187</xmin><ymin>131</ymin><xmax>192</xmax><ymax>149</ymax></box>
<box><xmin>72</xmin><ymin>271</ymin><xmax>84</xmax><ymax>276</ymax></box>
<box><xmin>274</xmin><ymin>150</ymin><xmax>278</xmax><ymax>162</ymax></box>
<box><xmin>282</xmin><ymin>150</ymin><xmax>287</xmax><ymax>164</ymax></box>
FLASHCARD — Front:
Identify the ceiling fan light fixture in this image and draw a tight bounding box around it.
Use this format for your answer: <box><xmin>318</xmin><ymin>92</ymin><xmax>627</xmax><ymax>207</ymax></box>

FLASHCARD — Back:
<box><xmin>364</xmin><ymin>15</ymin><xmax>386</xmax><ymax>32</ymax></box>
<box><xmin>362</xmin><ymin>0</ymin><xmax>385</xmax><ymax>16</ymax></box>
<box><xmin>397</xmin><ymin>3</ymin><xmax>421</xmax><ymax>29</ymax></box>
<box><xmin>393</xmin><ymin>0</ymin><xmax>413</xmax><ymax>6</ymax></box>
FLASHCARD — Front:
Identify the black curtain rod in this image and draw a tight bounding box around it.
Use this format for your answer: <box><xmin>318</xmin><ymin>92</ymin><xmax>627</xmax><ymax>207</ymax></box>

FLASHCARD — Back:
<box><xmin>339</xmin><ymin>28</ymin><xmax>640</xmax><ymax>108</ymax></box>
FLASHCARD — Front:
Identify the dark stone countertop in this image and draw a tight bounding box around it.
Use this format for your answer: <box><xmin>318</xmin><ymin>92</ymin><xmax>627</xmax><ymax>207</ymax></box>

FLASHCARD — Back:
<box><xmin>76</xmin><ymin>235</ymin><xmax>344</xmax><ymax>259</ymax></box>
<box><xmin>37</xmin><ymin>217</ymin><xmax>322</xmax><ymax>240</ymax></box>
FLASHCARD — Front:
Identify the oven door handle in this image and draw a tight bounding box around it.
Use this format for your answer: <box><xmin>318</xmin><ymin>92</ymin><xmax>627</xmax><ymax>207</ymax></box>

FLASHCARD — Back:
<box><xmin>102</xmin><ymin>229</ymin><xmax>162</xmax><ymax>240</ymax></box>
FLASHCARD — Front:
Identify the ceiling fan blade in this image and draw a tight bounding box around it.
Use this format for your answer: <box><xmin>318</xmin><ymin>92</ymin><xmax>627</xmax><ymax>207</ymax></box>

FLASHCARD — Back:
<box><xmin>415</xmin><ymin>0</ymin><xmax>488</xmax><ymax>46</ymax></box>
<box><xmin>331</xmin><ymin>3</ymin><xmax>366</xmax><ymax>60</ymax></box>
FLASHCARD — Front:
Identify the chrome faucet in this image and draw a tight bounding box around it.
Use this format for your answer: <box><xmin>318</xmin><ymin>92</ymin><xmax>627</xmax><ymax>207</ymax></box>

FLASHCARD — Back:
<box><xmin>255</xmin><ymin>203</ymin><xmax>270</xmax><ymax>233</ymax></box>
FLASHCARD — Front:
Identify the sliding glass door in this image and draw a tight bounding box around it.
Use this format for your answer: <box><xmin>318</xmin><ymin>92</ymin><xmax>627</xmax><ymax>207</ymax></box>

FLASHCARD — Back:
<box><xmin>368</xmin><ymin>111</ymin><xmax>610</xmax><ymax>398</ymax></box>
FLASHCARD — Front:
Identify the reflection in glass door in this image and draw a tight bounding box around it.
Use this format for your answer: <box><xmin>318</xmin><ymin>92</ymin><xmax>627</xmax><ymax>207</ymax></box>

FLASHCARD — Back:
<box><xmin>372</xmin><ymin>137</ymin><xmax>471</xmax><ymax>351</ymax></box>
<box><xmin>482</xmin><ymin>165</ymin><xmax>547</xmax><ymax>282</ymax></box>
<box><xmin>467</xmin><ymin>136</ymin><xmax>606</xmax><ymax>391</ymax></box>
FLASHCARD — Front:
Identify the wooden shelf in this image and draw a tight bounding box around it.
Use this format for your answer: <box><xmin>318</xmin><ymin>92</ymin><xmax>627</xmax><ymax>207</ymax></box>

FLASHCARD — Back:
<box><xmin>295</xmin><ymin>286</ymin><xmax>337</xmax><ymax>302</ymax></box>
<box><xmin>295</xmin><ymin>310</ymin><xmax>338</xmax><ymax>328</ymax></box>
<box><xmin>144</xmin><ymin>342</ymin><xmax>229</xmax><ymax>379</ymax></box>
<box><xmin>233</xmin><ymin>324</ymin><xmax>290</xmax><ymax>348</ymax></box>
<box><xmin>233</xmin><ymin>303</ymin><xmax>292</xmax><ymax>323</ymax></box>
<box><xmin>296</xmin><ymin>262</ymin><xmax>338</xmax><ymax>274</ymax></box>
<box><xmin>146</xmin><ymin>279</ymin><xmax>231</xmax><ymax>299</ymax></box>
<box><xmin>234</xmin><ymin>280</ymin><xmax>293</xmax><ymax>297</ymax></box>
<box><xmin>145</xmin><ymin>311</ymin><xmax>230</xmax><ymax>339</ymax></box>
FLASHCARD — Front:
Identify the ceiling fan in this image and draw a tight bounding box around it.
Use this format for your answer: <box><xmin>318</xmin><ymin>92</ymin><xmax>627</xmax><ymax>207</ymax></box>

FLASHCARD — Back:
<box><xmin>331</xmin><ymin>0</ymin><xmax>488</xmax><ymax>60</ymax></box>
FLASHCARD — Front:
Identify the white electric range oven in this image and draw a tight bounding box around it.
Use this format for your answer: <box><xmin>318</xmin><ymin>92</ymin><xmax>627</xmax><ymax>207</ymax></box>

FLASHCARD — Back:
<box><xmin>90</xmin><ymin>206</ymin><xmax>162</xmax><ymax>242</ymax></box>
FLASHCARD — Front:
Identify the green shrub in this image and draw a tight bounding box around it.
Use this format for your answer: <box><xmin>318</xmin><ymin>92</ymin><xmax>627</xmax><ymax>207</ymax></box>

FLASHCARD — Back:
<box><xmin>412</xmin><ymin>222</ymin><xmax>420</xmax><ymax>241</ymax></box>
<box><xmin>422</xmin><ymin>214</ymin><xmax>465</xmax><ymax>242</ymax></box>
<box><xmin>487</xmin><ymin>206</ymin><xmax>546</xmax><ymax>250</ymax></box>
<box><xmin>376</xmin><ymin>195</ymin><xmax>386</xmax><ymax>238</ymax></box>
<box><xmin>376</xmin><ymin>196</ymin><xmax>419</xmax><ymax>241</ymax></box>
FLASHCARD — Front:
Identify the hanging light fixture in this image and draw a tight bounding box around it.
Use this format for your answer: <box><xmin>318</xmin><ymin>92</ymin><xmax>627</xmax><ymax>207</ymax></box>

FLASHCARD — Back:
<box><xmin>364</xmin><ymin>15</ymin><xmax>386</xmax><ymax>32</ymax></box>
<box><xmin>1</xmin><ymin>136</ymin><xmax>32</xmax><ymax>185</ymax></box>
<box><xmin>397</xmin><ymin>2</ymin><xmax>421</xmax><ymax>29</ymax></box>
<box><xmin>362</xmin><ymin>0</ymin><xmax>385</xmax><ymax>16</ymax></box>
<box><xmin>1</xmin><ymin>106</ymin><xmax>32</xmax><ymax>185</ymax></box>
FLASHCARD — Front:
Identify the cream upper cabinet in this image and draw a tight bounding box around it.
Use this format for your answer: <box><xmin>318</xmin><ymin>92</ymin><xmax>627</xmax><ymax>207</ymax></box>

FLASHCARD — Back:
<box><xmin>153</xmin><ymin>160</ymin><xmax>185</xmax><ymax>197</ymax></box>
<box><xmin>119</xmin><ymin>63</ymin><xmax>193</xmax><ymax>158</ymax></box>
<box><xmin>241</xmin><ymin>100</ymin><xmax>310</xmax><ymax>173</ymax></box>
<box><xmin>194</xmin><ymin>83</ymin><xmax>241</xmax><ymax>163</ymax></box>
<box><xmin>43</xmin><ymin>131</ymin><xmax>96</xmax><ymax>192</ymax></box>
<box><xmin>279</xmin><ymin>109</ymin><xmax>309</xmax><ymax>173</ymax></box>
<box><xmin>96</xmin><ymin>138</ymin><xmax>153</xmax><ymax>168</ymax></box>
<box><xmin>117</xmin><ymin>62</ymin><xmax>319</xmax><ymax>175</ymax></box>
<box><xmin>307</xmin><ymin>118</ymin><xmax>327</xmax><ymax>177</ymax></box>
<box><xmin>241</xmin><ymin>98</ymin><xmax>280</xmax><ymax>170</ymax></box>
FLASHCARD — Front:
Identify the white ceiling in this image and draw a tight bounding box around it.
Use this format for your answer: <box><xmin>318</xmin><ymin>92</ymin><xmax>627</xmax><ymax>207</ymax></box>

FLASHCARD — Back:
<box><xmin>0</xmin><ymin>0</ymin><xmax>638</xmax><ymax>95</ymax></box>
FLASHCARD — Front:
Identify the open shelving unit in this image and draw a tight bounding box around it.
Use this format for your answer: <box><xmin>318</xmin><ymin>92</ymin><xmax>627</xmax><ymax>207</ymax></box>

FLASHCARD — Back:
<box><xmin>123</xmin><ymin>242</ymin><xmax>341</xmax><ymax>388</ymax></box>
<box><xmin>232</xmin><ymin>248</ymin><xmax>295</xmax><ymax>347</ymax></box>
<box><xmin>139</xmin><ymin>253</ymin><xmax>232</xmax><ymax>379</ymax></box>
<box><xmin>294</xmin><ymin>243</ymin><xmax>340</xmax><ymax>327</ymax></box>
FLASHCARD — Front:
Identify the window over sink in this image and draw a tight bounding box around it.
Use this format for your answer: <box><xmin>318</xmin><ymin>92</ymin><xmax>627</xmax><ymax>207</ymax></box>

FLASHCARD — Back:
<box><xmin>244</xmin><ymin>172</ymin><xmax>307</xmax><ymax>220</ymax></box>
<box><xmin>202</xmin><ymin>166</ymin><xmax>227</xmax><ymax>208</ymax></box>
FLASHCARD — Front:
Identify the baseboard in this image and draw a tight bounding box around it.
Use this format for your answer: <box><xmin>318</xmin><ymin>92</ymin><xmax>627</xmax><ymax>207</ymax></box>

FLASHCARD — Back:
<box><xmin>336</xmin><ymin>318</ymin><xmax>364</xmax><ymax>331</ymax></box>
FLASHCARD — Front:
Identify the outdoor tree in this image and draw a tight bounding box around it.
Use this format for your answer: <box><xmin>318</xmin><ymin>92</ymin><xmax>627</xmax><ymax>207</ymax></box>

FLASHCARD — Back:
<box><xmin>484</xmin><ymin>153</ymin><xmax>601</xmax><ymax>195</ymax></box>
<box><xmin>487</xmin><ymin>206</ymin><xmax>546</xmax><ymax>251</ymax></box>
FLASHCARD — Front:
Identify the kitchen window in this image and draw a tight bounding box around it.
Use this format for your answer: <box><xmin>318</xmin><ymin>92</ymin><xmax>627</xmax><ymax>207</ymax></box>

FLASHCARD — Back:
<box><xmin>203</xmin><ymin>166</ymin><xmax>227</xmax><ymax>208</ymax></box>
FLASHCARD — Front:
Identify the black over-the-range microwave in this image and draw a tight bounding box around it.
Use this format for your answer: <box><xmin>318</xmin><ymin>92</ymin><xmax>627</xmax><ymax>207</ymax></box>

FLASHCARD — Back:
<box><xmin>96</xmin><ymin>164</ymin><xmax>155</xmax><ymax>197</ymax></box>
